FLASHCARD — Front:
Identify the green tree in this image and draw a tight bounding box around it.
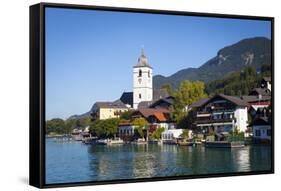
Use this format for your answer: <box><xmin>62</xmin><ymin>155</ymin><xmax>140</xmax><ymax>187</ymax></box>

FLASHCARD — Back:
<box><xmin>180</xmin><ymin>129</ymin><xmax>190</xmax><ymax>139</ymax></box>
<box><xmin>205</xmin><ymin>65</ymin><xmax>271</xmax><ymax>96</ymax></box>
<box><xmin>132</xmin><ymin>117</ymin><xmax>148</xmax><ymax>138</ymax></box>
<box><xmin>228</xmin><ymin>126</ymin><xmax>245</xmax><ymax>141</ymax></box>
<box><xmin>79</xmin><ymin>116</ymin><xmax>91</xmax><ymax>129</ymax></box>
<box><xmin>151</xmin><ymin>127</ymin><xmax>165</xmax><ymax>140</ymax></box>
<box><xmin>120</xmin><ymin>110</ymin><xmax>134</xmax><ymax>120</ymax></box>
<box><xmin>89</xmin><ymin>118</ymin><xmax>120</xmax><ymax>139</ymax></box>
<box><xmin>161</xmin><ymin>84</ymin><xmax>174</xmax><ymax>96</ymax></box>
<box><xmin>46</xmin><ymin>118</ymin><xmax>68</xmax><ymax>135</ymax></box>
<box><xmin>65</xmin><ymin>118</ymin><xmax>76</xmax><ymax>131</ymax></box>
<box><xmin>171</xmin><ymin>80</ymin><xmax>207</xmax><ymax>124</ymax></box>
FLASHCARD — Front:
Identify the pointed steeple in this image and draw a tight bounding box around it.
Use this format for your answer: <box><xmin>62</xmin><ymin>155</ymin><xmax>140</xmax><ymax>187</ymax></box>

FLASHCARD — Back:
<box><xmin>134</xmin><ymin>47</ymin><xmax>152</xmax><ymax>68</ymax></box>
<box><xmin>141</xmin><ymin>47</ymin><xmax>145</xmax><ymax>56</ymax></box>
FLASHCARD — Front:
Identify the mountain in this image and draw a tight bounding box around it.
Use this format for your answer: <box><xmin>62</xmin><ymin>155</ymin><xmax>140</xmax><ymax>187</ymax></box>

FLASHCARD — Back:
<box><xmin>153</xmin><ymin>37</ymin><xmax>271</xmax><ymax>89</ymax></box>
<box><xmin>67</xmin><ymin>111</ymin><xmax>91</xmax><ymax>120</ymax></box>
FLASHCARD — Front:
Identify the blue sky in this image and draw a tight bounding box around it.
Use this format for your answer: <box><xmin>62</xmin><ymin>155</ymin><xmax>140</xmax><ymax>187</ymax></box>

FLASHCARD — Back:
<box><xmin>45</xmin><ymin>7</ymin><xmax>271</xmax><ymax>120</ymax></box>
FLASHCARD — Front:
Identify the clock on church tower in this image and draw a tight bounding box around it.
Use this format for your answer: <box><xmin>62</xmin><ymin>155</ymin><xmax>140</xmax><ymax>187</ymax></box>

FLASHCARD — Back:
<box><xmin>133</xmin><ymin>49</ymin><xmax>153</xmax><ymax>109</ymax></box>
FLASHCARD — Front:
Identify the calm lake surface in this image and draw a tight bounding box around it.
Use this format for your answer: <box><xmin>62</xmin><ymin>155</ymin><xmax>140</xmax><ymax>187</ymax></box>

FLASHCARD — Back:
<box><xmin>46</xmin><ymin>138</ymin><xmax>271</xmax><ymax>184</ymax></box>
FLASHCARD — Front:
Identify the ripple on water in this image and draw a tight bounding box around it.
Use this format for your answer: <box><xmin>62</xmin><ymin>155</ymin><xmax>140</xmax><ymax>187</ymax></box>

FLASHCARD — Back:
<box><xmin>46</xmin><ymin>139</ymin><xmax>272</xmax><ymax>184</ymax></box>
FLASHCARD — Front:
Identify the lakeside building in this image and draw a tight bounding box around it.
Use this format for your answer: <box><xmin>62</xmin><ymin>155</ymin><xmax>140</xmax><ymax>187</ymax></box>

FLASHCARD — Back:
<box><xmin>161</xmin><ymin>129</ymin><xmax>183</xmax><ymax>143</ymax></box>
<box><xmin>190</xmin><ymin>94</ymin><xmax>248</xmax><ymax>135</ymax></box>
<box><xmin>249</xmin><ymin>105</ymin><xmax>272</xmax><ymax>143</ymax></box>
<box><xmin>249</xmin><ymin>77</ymin><xmax>271</xmax><ymax>96</ymax></box>
<box><xmin>251</xmin><ymin>117</ymin><xmax>271</xmax><ymax>142</ymax></box>
<box><xmin>118</xmin><ymin>107</ymin><xmax>175</xmax><ymax>141</ymax></box>
<box><xmin>241</xmin><ymin>79</ymin><xmax>271</xmax><ymax>119</ymax></box>
<box><xmin>91</xmin><ymin>100</ymin><xmax>129</xmax><ymax>120</ymax></box>
<box><xmin>132</xmin><ymin>108</ymin><xmax>174</xmax><ymax>129</ymax></box>
<box><xmin>119</xmin><ymin>121</ymin><xmax>136</xmax><ymax>141</ymax></box>
<box><xmin>245</xmin><ymin>95</ymin><xmax>271</xmax><ymax>119</ymax></box>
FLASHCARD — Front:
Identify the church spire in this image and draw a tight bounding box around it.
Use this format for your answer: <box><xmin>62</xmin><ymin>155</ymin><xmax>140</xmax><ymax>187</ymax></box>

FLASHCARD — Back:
<box><xmin>141</xmin><ymin>46</ymin><xmax>145</xmax><ymax>56</ymax></box>
<box><xmin>134</xmin><ymin>47</ymin><xmax>152</xmax><ymax>69</ymax></box>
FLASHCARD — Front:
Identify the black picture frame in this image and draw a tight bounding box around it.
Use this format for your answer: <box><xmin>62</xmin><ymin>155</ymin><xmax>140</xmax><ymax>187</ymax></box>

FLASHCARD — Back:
<box><xmin>30</xmin><ymin>2</ymin><xmax>274</xmax><ymax>188</ymax></box>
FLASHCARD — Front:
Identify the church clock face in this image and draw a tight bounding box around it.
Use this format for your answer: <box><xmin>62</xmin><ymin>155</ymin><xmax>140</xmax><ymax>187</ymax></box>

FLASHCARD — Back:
<box><xmin>138</xmin><ymin>78</ymin><xmax>142</xmax><ymax>84</ymax></box>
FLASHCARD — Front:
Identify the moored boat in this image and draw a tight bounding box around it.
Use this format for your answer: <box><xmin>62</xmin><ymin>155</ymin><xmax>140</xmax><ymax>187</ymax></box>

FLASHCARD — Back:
<box><xmin>205</xmin><ymin>141</ymin><xmax>245</xmax><ymax>148</ymax></box>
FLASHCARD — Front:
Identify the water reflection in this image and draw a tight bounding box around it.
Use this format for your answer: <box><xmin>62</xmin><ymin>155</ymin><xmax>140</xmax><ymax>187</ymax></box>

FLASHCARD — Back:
<box><xmin>231</xmin><ymin>147</ymin><xmax>250</xmax><ymax>172</ymax></box>
<box><xmin>46</xmin><ymin>139</ymin><xmax>272</xmax><ymax>184</ymax></box>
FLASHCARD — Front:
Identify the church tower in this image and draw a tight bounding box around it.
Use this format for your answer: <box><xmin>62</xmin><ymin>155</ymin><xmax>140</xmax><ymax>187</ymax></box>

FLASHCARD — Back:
<box><xmin>133</xmin><ymin>49</ymin><xmax>153</xmax><ymax>109</ymax></box>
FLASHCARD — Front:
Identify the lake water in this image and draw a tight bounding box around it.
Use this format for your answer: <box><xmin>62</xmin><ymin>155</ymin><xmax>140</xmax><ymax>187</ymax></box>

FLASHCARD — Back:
<box><xmin>46</xmin><ymin>138</ymin><xmax>271</xmax><ymax>184</ymax></box>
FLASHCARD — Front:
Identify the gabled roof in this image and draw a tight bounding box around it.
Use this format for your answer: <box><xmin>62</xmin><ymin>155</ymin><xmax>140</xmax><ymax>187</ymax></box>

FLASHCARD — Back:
<box><xmin>217</xmin><ymin>94</ymin><xmax>248</xmax><ymax>107</ymax></box>
<box><xmin>93</xmin><ymin>101</ymin><xmax>128</xmax><ymax>109</ymax></box>
<box><xmin>154</xmin><ymin>112</ymin><xmax>168</xmax><ymax>122</ymax></box>
<box><xmin>119</xmin><ymin>89</ymin><xmax>169</xmax><ymax>109</ymax></box>
<box><xmin>191</xmin><ymin>94</ymin><xmax>248</xmax><ymax>108</ymax></box>
<box><xmin>249</xmin><ymin>88</ymin><xmax>271</xmax><ymax>96</ymax></box>
<box><xmin>189</xmin><ymin>98</ymin><xmax>210</xmax><ymax>108</ymax></box>
<box><xmin>149</xmin><ymin>96</ymin><xmax>175</xmax><ymax>108</ymax></box>
<box><xmin>136</xmin><ymin>108</ymin><xmax>169</xmax><ymax>118</ymax></box>
<box><xmin>134</xmin><ymin>108</ymin><xmax>171</xmax><ymax>122</ymax></box>
<box><xmin>241</xmin><ymin>95</ymin><xmax>271</xmax><ymax>103</ymax></box>
<box><xmin>249</xmin><ymin>117</ymin><xmax>270</xmax><ymax>126</ymax></box>
<box><xmin>120</xmin><ymin>92</ymin><xmax>133</xmax><ymax>107</ymax></box>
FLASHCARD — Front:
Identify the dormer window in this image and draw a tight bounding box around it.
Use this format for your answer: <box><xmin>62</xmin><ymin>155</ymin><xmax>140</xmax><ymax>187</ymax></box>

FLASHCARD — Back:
<box><xmin>138</xmin><ymin>69</ymin><xmax>142</xmax><ymax>77</ymax></box>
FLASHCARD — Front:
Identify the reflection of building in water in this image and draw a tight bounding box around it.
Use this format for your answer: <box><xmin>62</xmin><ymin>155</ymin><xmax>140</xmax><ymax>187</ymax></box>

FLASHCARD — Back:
<box><xmin>87</xmin><ymin>146</ymin><xmax>136</xmax><ymax>180</ymax></box>
<box><xmin>132</xmin><ymin>145</ymin><xmax>155</xmax><ymax>178</ymax></box>
<box><xmin>132</xmin><ymin>145</ymin><xmax>181</xmax><ymax>178</ymax></box>
<box><xmin>231</xmin><ymin>147</ymin><xmax>250</xmax><ymax>172</ymax></box>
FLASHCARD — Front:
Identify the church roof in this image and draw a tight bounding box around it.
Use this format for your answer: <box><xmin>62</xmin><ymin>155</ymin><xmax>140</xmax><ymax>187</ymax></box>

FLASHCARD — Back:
<box><xmin>120</xmin><ymin>92</ymin><xmax>133</xmax><ymax>107</ymax></box>
<box><xmin>119</xmin><ymin>89</ymin><xmax>169</xmax><ymax>109</ymax></box>
<box><xmin>133</xmin><ymin>48</ymin><xmax>152</xmax><ymax>69</ymax></box>
<box><xmin>93</xmin><ymin>100</ymin><xmax>128</xmax><ymax>109</ymax></box>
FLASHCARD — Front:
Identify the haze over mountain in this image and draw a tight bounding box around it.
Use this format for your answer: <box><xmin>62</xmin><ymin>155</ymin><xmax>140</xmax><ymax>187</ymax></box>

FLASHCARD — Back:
<box><xmin>153</xmin><ymin>37</ymin><xmax>271</xmax><ymax>89</ymax></box>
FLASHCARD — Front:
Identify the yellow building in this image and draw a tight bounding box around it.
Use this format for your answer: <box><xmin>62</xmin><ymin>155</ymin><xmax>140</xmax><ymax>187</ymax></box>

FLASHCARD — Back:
<box><xmin>91</xmin><ymin>101</ymin><xmax>129</xmax><ymax>120</ymax></box>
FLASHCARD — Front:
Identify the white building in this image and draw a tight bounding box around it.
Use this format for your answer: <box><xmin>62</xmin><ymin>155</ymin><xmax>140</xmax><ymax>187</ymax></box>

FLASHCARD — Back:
<box><xmin>234</xmin><ymin>107</ymin><xmax>248</xmax><ymax>132</ymax></box>
<box><xmin>190</xmin><ymin>94</ymin><xmax>249</xmax><ymax>134</ymax></box>
<box><xmin>119</xmin><ymin>123</ymin><xmax>136</xmax><ymax>137</ymax></box>
<box><xmin>252</xmin><ymin>117</ymin><xmax>271</xmax><ymax>142</ymax></box>
<box><xmin>161</xmin><ymin>129</ymin><xmax>183</xmax><ymax>142</ymax></box>
<box><xmin>133</xmin><ymin>49</ymin><xmax>153</xmax><ymax>109</ymax></box>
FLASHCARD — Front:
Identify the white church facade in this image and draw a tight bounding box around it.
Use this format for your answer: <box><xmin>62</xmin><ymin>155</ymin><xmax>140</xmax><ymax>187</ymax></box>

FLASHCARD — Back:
<box><xmin>133</xmin><ymin>49</ymin><xmax>153</xmax><ymax>109</ymax></box>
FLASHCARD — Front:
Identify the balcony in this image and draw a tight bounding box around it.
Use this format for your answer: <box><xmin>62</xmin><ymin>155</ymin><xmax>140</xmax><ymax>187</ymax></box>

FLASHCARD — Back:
<box><xmin>195</xmin><ymin>118</ymin><xmax>234</xmax><ymax>125</ymax></box>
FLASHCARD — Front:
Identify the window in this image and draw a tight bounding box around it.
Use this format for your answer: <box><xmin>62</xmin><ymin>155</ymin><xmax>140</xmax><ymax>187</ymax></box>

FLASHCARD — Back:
<box><xmin>138</xmin><ymin>69</ymin><xmax>142</xmax><ymax>77</ymax></box>
<box><xmin>139</xmin><ymin>93</ymin><xmax>141</xmax><ymax>99</ymax></box>
<box><xmin>148</xmin><ymin>70</ymin><xmax>150</xmax><ymax>78</ymax></box>
<box><xmin>255</xmin><ymin>129</ymin><xmax>261</xmax><ymax>137</ymax></box>
<box><xmin>267</xmin><ymin>129</ymin><xmax>271</xmax><ymax>136</ymax></box>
